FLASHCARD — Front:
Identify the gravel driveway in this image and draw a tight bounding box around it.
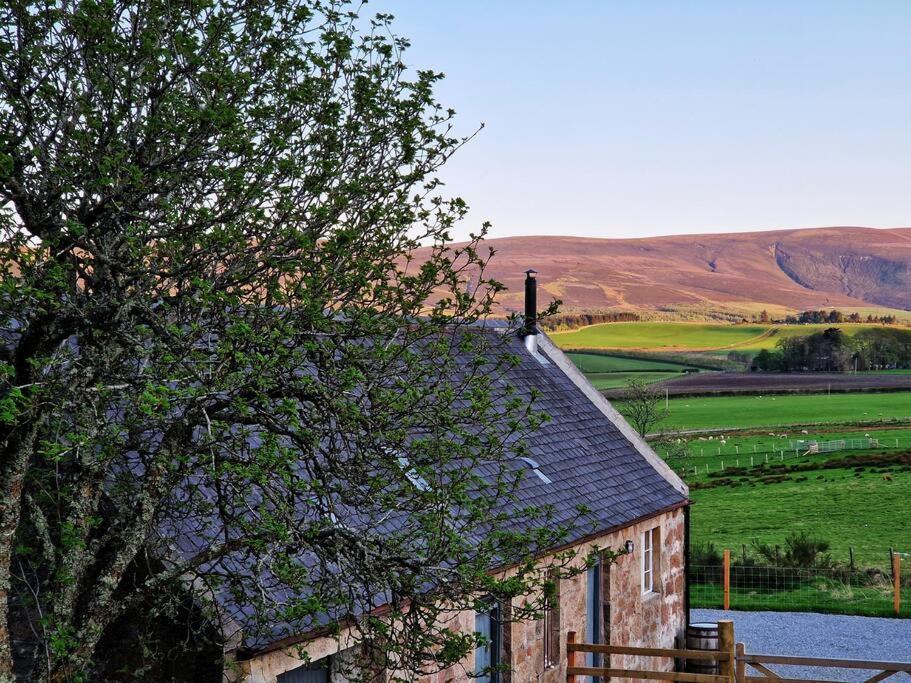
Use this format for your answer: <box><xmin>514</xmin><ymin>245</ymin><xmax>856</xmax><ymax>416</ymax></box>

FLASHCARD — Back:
<box><xmin>692</xmin><ymin>609</ymin><xmax>911</xmax><ymax>681</ymax></box>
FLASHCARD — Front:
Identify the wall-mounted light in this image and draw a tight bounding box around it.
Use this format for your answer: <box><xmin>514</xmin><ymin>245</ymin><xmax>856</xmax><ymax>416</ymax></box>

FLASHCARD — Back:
<box><xmin>625</xmin><ymin>540</ymin><xmax>635</xmax><ymax>554</ymax></box>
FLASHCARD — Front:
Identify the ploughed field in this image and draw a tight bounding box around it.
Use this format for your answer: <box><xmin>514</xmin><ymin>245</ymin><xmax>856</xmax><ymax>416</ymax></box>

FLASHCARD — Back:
<box><xmin>583</xmin><ymin>371</ymin><xmax>683</xmax><ymax>390</ymax></box>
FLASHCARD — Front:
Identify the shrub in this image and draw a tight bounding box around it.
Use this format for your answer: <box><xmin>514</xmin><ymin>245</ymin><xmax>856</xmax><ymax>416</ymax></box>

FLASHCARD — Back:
<box><xmin>752</xmin><ymin>531</ymin><xmax>833</xmax><ymax>568</ymax></box>
<box><xmin>692</xmin><ymin>541</ymin><xmax>723</xmax><ymax>566</ymax></box>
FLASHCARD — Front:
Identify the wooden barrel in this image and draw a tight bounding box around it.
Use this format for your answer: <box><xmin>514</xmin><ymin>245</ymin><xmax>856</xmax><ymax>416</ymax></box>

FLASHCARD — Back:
<box><xmin>685</xmin><ymin>622</ymin><xmax>720</xmax><ymax>674</ymax></box>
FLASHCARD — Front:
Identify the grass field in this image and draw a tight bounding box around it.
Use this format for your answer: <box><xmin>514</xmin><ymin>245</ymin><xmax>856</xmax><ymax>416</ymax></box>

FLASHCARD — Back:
<box><xmin>657</xmin><ymin>426</ymin><xmax>911</xmax><ymax>465</ymax></box>
<box><xmin>690</xmin><ymin>578</ymin><xmax>908</xmax><ymax>617</ymax></box>
<box><xmin>688</xmin><ymin>464</ymin><xmax>911</xmax><ymax>570</ymax></box>
<box><xmin>565</xmin><ymin>351</ymin><xmax>694</xmax><ymax>373</ymax></box>
<box><xmin>565</xmin><ymin>351</ymin><xmax>694</xmax><ymax>389</ymax></box>
<box><xmin>634</xmin><ymin>408</ymin><xmax>911</xmax><ymax>572</ymax></box>
<box><xmin>567</xmin><ymin>323</ymin><xmax>911</xmax><ymax>600</ymax></box>
<box><xmin>644</xmin><ymin>391</ymin><xmax>911</xmax><ymax>432</ymax></box>
<box><xmin>551</xmin><ymin>322</ymin><xmax>770</xmax><ymax>351</ymax></box>
<box><xmin>551</xmin><ymin>321</ymin><xmax>899</xmax><ymax>354</ymax></box>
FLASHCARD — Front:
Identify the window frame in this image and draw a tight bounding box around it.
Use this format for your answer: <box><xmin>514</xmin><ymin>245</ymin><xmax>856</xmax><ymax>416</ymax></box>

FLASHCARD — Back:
<box><xmin>585</xmin><ymin>559</ymin><xmax>602</xmax><ymax>680</ymax></box>
<box><xmin>475</xmin><ymin>601</ymin><xmax>501</xmax><ymax>683</ymax></box>
<box><xmin>641</xmin><ymin>526</ymin><xmax>661</xmax><ymax>595</ymax></box>
<box><xmin>543</xmin><ymin>569</ymin><xmax>560</xmax><ymax>669</ymax></box>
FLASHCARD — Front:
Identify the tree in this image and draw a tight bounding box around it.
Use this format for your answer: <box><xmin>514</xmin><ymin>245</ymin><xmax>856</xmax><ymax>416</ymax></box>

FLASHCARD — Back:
<box><xmin>752</xmin><ymin>349</ymin><xmax>780</xmax><ymax>372</ymax></box>
<box><xmin>0</xmin><ymin>2</ymin><xmax>575</xmax><ymax>679</ymax></box>
<box><xmin>619</xmin><ymin>378</ymin><xmax>668</xmax><ymax>438</ymax></box>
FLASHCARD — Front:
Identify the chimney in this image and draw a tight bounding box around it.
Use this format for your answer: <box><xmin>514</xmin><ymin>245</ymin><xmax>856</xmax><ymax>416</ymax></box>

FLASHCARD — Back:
<box><xmin>523</xmin><ymin>269</ymin><xmax>538</xmax><ymax>354</ymax></box>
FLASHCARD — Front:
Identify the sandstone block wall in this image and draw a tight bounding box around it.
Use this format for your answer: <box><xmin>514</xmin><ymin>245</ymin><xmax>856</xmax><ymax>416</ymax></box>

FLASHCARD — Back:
<box><xmin>239</xmin><ymin>507</ymin><xmax>687</xmax><ymax>683</ymax></box>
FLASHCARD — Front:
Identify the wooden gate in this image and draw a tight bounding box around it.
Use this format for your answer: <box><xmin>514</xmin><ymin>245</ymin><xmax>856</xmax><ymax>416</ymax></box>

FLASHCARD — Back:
<box><xmin>736</xmin><ymin>650</ymin><xmax>911</xmax><ymax>683</ymax></box>
<box><xmin>565</xmin><ymin>620</ymin><xmax>911</xmax><ymax>683</ymax></box>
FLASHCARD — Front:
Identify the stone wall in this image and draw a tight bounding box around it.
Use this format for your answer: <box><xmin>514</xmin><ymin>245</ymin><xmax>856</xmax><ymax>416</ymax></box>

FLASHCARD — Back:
<box><xmin>238</xmin><ymin>506</ymin><xmax>686</xmax><ymax>683</ymax></box>
<box><xmin>505</xmin><ymin>507</ymin><xmax>686</xmax><ymax>683</ymax></box>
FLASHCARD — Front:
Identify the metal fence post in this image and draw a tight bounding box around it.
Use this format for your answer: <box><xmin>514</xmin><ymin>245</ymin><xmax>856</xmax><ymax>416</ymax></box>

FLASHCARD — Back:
<box><xmin>894</xmin><ymin>556</ymin><xmax>902</xmax><ymax>616</ymax></box>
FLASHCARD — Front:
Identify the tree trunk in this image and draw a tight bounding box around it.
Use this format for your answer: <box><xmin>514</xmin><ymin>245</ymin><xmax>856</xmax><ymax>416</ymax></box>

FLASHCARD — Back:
<box><xmin>0</xmin><ymin>421</ymin><xmax>40</xmax><ymax>681</ymax></box>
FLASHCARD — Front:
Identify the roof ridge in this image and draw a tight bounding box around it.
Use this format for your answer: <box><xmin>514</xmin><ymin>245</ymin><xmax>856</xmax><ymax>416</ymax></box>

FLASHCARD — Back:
<box><xmin>536</xmin><ymin>333</ymin><xmax>689</xmax><ymax>497</ymax></box>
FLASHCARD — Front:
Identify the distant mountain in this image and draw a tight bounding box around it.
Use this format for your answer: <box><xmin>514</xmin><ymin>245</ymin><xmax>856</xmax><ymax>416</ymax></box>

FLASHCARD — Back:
<box><xmin>434</xmin><ymin>227</ymin><xmax>911</xmax><ymax>317</ymax></box>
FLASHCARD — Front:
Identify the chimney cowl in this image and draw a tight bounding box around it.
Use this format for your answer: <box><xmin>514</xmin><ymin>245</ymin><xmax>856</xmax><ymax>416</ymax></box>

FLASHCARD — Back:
<box><xmin>523</xmin><ymin>269</ymin><xmax>538</xmax><ymax>337</ymax></box>
<box><xmin>523</xmin><ymin>269</ymin><xmax>539</xmax><ymax>356</ymax></box>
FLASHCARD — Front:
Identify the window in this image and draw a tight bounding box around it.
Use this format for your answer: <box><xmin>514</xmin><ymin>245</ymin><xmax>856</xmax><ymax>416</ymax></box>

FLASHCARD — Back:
<box><xmin>475</xmin><ymin>602</ymin><xmax>501</xmax><ymax>683</ymax></box>
<box><xmin>585</xmin><ymin>560</ymin><xmax>601</xmax><ymax>681</ymax></box>
<box><xmin>277</xmin><ymin>660</ymin><xmax>329</xmax><ymax>683</ymax></box>
<box><xmin>642</xmin><ymin>526</ymin><xmax>661</xmax><ymax>594</ymax></box>
<box><xmin>543</xmin><ymin>569</ymin><xmax>560</xmax><ymax>668</ymax></box>
<box><xmin>396</xmin><ymin>455</ymin><xmax>430</xmax><ymax>491</ymax></box>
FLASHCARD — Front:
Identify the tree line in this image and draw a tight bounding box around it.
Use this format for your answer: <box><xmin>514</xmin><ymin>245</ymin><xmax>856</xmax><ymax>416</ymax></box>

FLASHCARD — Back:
<box><xmin>540</xmin><ymin>310</ymin><xmax>640</xmax><ymax>331</ymax></box>
<box><xmin>752</xmin><ymin>327</ymin><xmax>911</xmax><ymax>372</ymax></box>
<box><xmin>754</xmin><ymin>308</ymin><xmax>902</xmax><ymax>325</ymax></box>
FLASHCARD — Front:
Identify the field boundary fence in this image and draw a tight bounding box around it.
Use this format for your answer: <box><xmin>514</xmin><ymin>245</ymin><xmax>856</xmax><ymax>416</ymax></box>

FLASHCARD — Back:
<box><xmin>689</xmin><ymin>552</ymin><xmax>908</xmax><ymax>618</ymax></box>
<box><xmin>652</xmin><ymin>418</ymin><xmax>911</xmax><ymax>441</ymax></box>
<box><xmin>660</xmin><ymin>434</ymin><xmax>910</xmax><ymax>478</ymax></box>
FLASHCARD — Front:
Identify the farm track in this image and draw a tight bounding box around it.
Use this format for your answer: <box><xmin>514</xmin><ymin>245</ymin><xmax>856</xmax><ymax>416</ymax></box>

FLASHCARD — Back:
<box><xmin>601</xmin><ymin>372</ymin><xmax>911</xmax><ymax>398</ymax></box>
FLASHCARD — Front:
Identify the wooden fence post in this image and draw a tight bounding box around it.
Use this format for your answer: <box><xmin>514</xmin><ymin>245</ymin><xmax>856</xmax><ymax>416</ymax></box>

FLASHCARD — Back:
<box><xmin>723</xmin><ymin>549</ymin><xmax>731</xmax><ymax>610</ymax></box>
<box><xmin>894</xmin><ymin>555</ymin><xmax>902</xmax><ymax>616</ymax></box>
<box><xmin>566</xmin><ymin>630</ymin><xmax>578</xmax><ymax>683</ymax></box>
<box><xmin>735</xmin><ymin>642</ymin><xmax>745</xmax><ymax>683</ymax></box>
<box><xmin>718</xmin><ymin>620</ymin><xmax>735</xmax><ymax>682</ymax></box>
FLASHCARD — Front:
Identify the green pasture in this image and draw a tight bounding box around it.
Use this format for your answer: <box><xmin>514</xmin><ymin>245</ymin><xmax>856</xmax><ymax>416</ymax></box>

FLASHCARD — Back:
<box><xmin>551</xmin><ymin>321</ymin><xmax>898</xmax><ymax>354</ymax></box>
<box><xmin>628</xmin><ymin>386</ymin><xmax>911</xmax><ymax>572</ymax></box>
<box><xmin>690</xmin><ymin>578</ymin><xmax>907</xmax><ymax>618</ymax></box>
<box><xmin>551</xmin><ymin>322</ymin><xmax>769</xmax><ymax>350</ymax></box>
<box><xmin>688</xmin><ymin>465</ymin><xmax>911</xmax><ymax>571</ymax></box>
<box><xmin>658</xmin><ymin>426</ymin><xmax>911</xmax><ymax>470</ymax></box>
<box><xmin>565</xmin><ymin>351</ymin><xmax>694</xmax><ymax>373</ymax></box>
<box><xmin>635</xmin><ymin>391</ymin><xmax>911</xmax><ymax>432</ymax></box>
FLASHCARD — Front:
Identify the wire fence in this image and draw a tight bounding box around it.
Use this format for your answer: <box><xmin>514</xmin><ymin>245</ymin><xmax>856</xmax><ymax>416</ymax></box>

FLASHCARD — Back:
<box><xmin>662</xmin><ymin>434</ymin><xmax>910</xmax><ymax>478</ymax></box>
<box><xmin>662</xmin><ymin>435</ymin><xmax>908</xmax><ymax>462</ymax></box>
<box><xmin>690</xmin><ymin>563</ymin><xmax>910</xmax><ymax>618</ymax></box>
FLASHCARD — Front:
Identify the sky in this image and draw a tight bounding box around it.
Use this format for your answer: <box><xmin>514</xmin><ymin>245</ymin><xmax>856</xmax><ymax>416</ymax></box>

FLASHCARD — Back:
<box><xmin>373</xmin><ymin>1</ymin><xmax>911</xmax><ymax>241</ymax></box>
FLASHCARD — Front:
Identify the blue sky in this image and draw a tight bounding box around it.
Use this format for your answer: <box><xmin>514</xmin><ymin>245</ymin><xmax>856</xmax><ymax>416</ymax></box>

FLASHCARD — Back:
<box><xmin>374</xmin><ymin>1</ymin><xmax>911</xmax><ymax>241</ymax></box>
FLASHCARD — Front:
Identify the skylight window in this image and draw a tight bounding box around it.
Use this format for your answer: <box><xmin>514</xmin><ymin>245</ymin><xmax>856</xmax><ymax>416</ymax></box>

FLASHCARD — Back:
<box><xmin>397</xmin><ymin>456</ymin><xmax>430</xmax><ymax>492</ymax></box>
<box><xmin>519</xmin><ymin>457</ymin><xmax>552</xmax><ymax>485</ymax></box>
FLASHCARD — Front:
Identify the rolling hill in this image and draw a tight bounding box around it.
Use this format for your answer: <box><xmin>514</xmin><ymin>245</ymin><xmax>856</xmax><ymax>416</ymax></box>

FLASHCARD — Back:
<box><xmin>432</xmin><ymin>226</ymin><xmax>911</xmax><ymax>317</ymax></box>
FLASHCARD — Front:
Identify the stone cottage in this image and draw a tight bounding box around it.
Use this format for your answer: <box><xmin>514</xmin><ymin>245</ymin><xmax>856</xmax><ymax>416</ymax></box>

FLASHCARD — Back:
<box><xmin>230</xmin><ymin>272</ymin><xmax>690</xmax><ymax>682</ymax></box>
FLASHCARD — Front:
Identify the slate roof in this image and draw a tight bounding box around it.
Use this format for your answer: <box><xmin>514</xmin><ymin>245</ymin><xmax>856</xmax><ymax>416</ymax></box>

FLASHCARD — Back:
<box><xmin>183</xmin><ymin>325</ymin><xmax>688</xmax><ymax>652</ymax></box>
<box><xmin>476</xmin><ymin>330</ymin><xmax>688</xmax><ymax>537</ymax></box>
